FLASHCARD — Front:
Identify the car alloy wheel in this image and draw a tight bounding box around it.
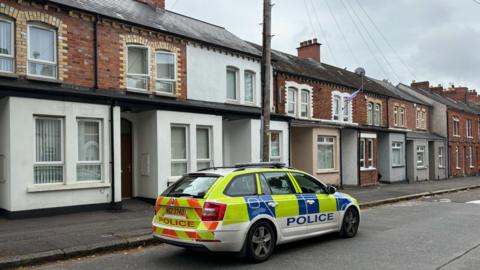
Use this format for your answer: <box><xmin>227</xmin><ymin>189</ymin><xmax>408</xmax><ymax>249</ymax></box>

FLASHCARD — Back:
<box><xmin>246</xmin><ymin>221</ymin><xmax>275</xmax><ymax>262</ymax></box>
<box><xmin>340</xmin><ymin>207</ymin><xmax>359</xmax><ymax>238</ymax></box>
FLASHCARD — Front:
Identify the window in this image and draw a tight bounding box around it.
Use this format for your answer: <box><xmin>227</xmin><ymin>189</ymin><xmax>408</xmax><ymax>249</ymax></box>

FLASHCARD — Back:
<box><xmin>77</xmin><ymin>120</ymin><xmax>102</xmax><ymax>181</ymax></box>
<box><xmin>333</xmin><ymin>95</ymin><xmax>341</xmax><ymax>121</ymax></box>
<box><xmin>399</xmin><ymin>107</ymin><xmax>406</xmax><ymax>127</ymax></box>
<box><xmin>226</xmin><ymin>67</ymin><xmax>238</xmax><ymax>100</ymax></box>
<box><xmin>453</xmin><ymin>117</ymin><xmax>460</xmax><ymax>136</ymax></box>
<box><xmin>467</xmin><ymin>120</ymin><xmax>473</xmax><ymax>138</ymax></box>
<box><xmin>0</xmin><ymin>17</ymin><xmax>14</xmax><ymax>73</ymax></box>
<box><xmin>392</xmin><ymin>142</ymin><xmax>403</xmax><ymax>167</ymax></box>
<box><xmin>393</xmin><ymin>107</ymin><xmax>398</xmax><ymax>126</ymax></box>
<box><xmin>196</xmin><ymin>127</ymin><xmax>212</xmax><ymax>170</ymax></box>
<box><xmin>171</xmin><ymin>125</ymin><xmax>188</xmax><ymax>176</ymax></box>
<box><xmin>291</xmin><ymin>173</ymin><xmax>325</xmax><ymax>194</ymax></box>
<box><xmin>270</xmin><ymin>131</ymin><xmax>282</xmax><ymax>162</ymax></box>
<box><xmin>367</xmin><ymin>139</ymin><xmax>373</xmax><ymax>167</ymax></box>
<box><xmin>155</xmin><ymin>51</ymin><xmax>176</xmax><ymax>94</ymax></box>
<box><xmin>343</xmin><ymin>97</ymin><xmax>350</xmax><ymax>122</ymax></box>
<box><xmin>300</xmin><ymin>90</ymin><xmax>310</xmax><ymax>118</ymax></box>
<box><xmin>317</xmin><ymin>136</ymin><xmax>335</xmax><ymax>170</ymax></box>
<box><xmin>455</xmin><ymin>146</ymin><xmax>460</xmax><ymax>169</ymax></box>
<box><xmin>469</xmin><ymin>146</ymin><xmax>473</xmax><ymax>168</ymax></box>
<box><xmin>261</xmin><ymin>172</ymin><xmax>295</xmax><ymax>195</ymax></box>
<box><xmin>359</xmin><ymin>139</ymin><xmax>365</xmax><ymax>168</ymax></box>
<box><xmin>287</xmin><ymin>87</ymin><xmax>297</xmax><ymax>115</ymax></box>
<box><xmin>438</xmin><ymin>146</ymin><xmax>444</xmax><ymax>168</ymax></box>
<box><xmin>360</xmin><ymin>138</ymin><xmax>374</xmax><ymax>169</ymax></box>
<box><xmin>422</xmin><ymin>111</ymin><xmax>426</xmax><ymax>129</ymax></box>
<box><xmin>127</xmin><ymin>46</ymin><xmax>149</xmax><ymax>91</ymax></box>
<box><xmin>244</xmin><ymin>71</ymin><xmax>255</xmax><ymax>103</ymax></box>
<box><xmin>163</xmin><ymin>175</ymin><xmax>218</xmax><ymax>197</ymax></box>
<box><xmin>367</xmin><ymin>102</ymin><xmax>373</xmax><ymax>125</ymax></box>
<box><xmin>225</xmin><ymin>174</ymin><xmax>257</xmax><ymax>196</ymax></box>
<box><xmin>417</xmin><ymin>146</ymin><xmax>425</xmax><ymax>168</ymax></box>
<box><xmin>28</xmin><ymin>24</ymin><xmax>57</xmax><ymax>79</ymax></box>
<box><xmin>34</xmin><ymin>117</ymin><xmax>64</xmax><ymax>184</ymax></box>
<box><xmin>374</xmin><ymin>104</ymin><xmax>381</xmax><ymax>126</ymax></box>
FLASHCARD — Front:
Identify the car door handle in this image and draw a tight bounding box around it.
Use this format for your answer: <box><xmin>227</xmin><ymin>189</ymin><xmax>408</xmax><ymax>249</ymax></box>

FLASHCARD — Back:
<box><xmin>306</xmin><ymin>199</ymin><xmax>316</xmax><ymax>205</ymax></box>
<box><xmin>267</xmin><ymin>202</ymin><xmax>278</xmax><ymax>208</ymax></box>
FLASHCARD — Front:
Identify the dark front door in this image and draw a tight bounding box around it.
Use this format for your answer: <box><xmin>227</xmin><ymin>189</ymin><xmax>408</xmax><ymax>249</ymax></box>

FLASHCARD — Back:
<box><xmin>121</xmin><ymin>119</ymin><xmax>133</xmax><ymax>198</ymax></box>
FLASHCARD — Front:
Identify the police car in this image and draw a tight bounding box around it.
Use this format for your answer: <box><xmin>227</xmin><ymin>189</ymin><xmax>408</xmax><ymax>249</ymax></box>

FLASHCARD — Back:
<box><xmin>152</xmin><ymin>163</ymin><xmax>360</xmax><ymax>262</ymax></box>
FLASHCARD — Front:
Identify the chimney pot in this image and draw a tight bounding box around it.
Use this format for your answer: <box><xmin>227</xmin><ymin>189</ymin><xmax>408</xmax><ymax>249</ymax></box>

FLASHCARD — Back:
<box><xmin>297</xmin><ymin>38</ymin><xmax>322</xmax><ymax>62</ymax></box>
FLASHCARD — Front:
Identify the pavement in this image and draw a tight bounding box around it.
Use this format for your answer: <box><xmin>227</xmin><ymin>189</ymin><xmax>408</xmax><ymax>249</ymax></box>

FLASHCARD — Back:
<box><xmin>1</xmin><ymin>176</ymin><xmax>480</xmax><ymax>269</ymax></box>
<box><xmin>29</xmin><ymin>191</ymin><xmax>480</xmax><ymax>270</ymax></box>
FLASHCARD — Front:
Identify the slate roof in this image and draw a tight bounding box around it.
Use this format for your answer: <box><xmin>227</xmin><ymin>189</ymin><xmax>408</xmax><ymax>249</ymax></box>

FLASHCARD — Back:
<box><xmin>48</xmin><ymin>0</ymin><xmax>261</xmax><ymax>56</ymax></box>
<box><xmin>374</xmin><ymin>80</ymin><xmax>431</xmax><ymax>106</ymax></box>
<box><xmin>406</xmin><ymin>131</ymin><xmax>446</xmax><ymax>141</ymax></box>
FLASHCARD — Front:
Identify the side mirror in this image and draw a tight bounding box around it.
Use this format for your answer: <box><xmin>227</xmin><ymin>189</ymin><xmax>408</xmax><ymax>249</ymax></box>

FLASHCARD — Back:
<box><xmin>326</xmin><ymin>185</ymin><xmax>336</xmax><ymax>195</ymax></box>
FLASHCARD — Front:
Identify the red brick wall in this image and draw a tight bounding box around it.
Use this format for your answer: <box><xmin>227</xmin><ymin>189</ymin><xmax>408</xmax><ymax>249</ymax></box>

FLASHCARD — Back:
<box><xmin>387</xmin><ymin>98</ymin><xmax>428</xmax><ymax>130</ymax></box>
<box><xmin>353</xmin><ymin>94</ymin><xmax>388</xmax><ymax>127</ymax></box>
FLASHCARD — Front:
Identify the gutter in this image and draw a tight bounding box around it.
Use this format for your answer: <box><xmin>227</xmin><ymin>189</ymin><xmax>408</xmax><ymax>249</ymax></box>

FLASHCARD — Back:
<box><xmin>93</xmin><ymin>15</ymin><xmax>99</xmax><ymax>89</ymax></box>
<box><xmin>109</xmin><ymin>101</ymin><xmax>118</xmax><ymax>209</ymax></box>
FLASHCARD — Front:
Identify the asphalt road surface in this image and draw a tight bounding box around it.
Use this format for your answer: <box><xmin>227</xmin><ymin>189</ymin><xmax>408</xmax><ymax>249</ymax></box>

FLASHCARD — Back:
<box><xmin>31</xmin><ymin>189</ymin><xmax>480</xmax><ymax>270</ymax></box>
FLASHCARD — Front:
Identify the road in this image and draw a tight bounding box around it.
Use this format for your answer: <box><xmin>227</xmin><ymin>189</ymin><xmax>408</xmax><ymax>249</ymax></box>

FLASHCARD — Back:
<box><xmin>30</xmin><ymin>189</ymin><xmax>480</xmax><ymax>270</ymax></box>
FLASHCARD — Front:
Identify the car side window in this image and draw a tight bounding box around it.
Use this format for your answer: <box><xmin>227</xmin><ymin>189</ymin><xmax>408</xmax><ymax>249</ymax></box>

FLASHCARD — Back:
<box><xmin>224</xmin><ymin>174</ymin><xmax>257</xmax><ymax>196</ymax></box>
<box><xmin>258</xmin><ymin>174</ymin><xmax>272</xmax><ymax>195</ymax></box>
<box><xmin>291</xmin><ymin>172</ymin><xmax>326</xmax><ymax>194</ymax></box>
<box><xmin>261</xmin><ymin>172</ymin><xmax>295</xmax><ymax>195</ymax></box>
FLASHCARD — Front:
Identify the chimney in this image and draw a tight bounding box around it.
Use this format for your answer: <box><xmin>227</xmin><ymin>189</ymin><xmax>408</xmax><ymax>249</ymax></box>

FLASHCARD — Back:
<box><xmin>467</xmin><ymin>90</ymin><xmax>480</xmax><ymax>105</ymax></box>
<box><xmin>137</xmin><ymin>0</ymin><xmax>165</xmax><ymax>10</ymax></box>
<box><xmin>411</xmin><ymin>80</ymin><xmax>430</xmax><ymax>90</ymax></box>
<box><xmin>444</xmin><ymin>86</ymin><xmax>468</xmax><ymax>102</ymax></box>
<box><xmin>297</xmin><ymin>38</ymin><xmax>321</xmax><ymax>62</ymax></box>
<box><xmin>429</xmin><ymin>86</ymin><xmax>444</xmax><ymax>96</ymax></box>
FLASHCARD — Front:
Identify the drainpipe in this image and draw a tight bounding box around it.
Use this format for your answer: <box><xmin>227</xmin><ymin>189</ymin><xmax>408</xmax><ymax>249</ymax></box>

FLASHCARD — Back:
<box><xmin>110</xmin><ymin>101</ymin><xmax>119</xmax><ymax>209</ymax></box>
<box><xmin>93</xmin><ymin>15</ymin><xmax>99</xmax><ymax>90</ymax></box>
<box><xmin>339</xmin><ymin>128</ymin><xmax>343</xmax><ymax>189</ymax></box>
<box><xmin>446</xmin><ymin>112</ymin><xmax>450</xmax><ymax>178</ymax></box>
<box><xmin>288</xmin><ymin>119</ymin><xmax>292</xmax><ymax>167</ymax></box>
<box><xmin>357</xmin><ymin>130</ymin><xmax>361</xmax><ymax>186</ymax></box>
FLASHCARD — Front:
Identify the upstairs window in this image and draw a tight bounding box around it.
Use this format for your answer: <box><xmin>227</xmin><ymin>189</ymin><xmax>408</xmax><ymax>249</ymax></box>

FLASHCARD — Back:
<box><xmin>416</xmin><ymin>109</ymin><xmax>426</xmax><ymax>129</ymax></box>
<box><xmin>0</xmin><ymin>17</ymin><xmax>14</xmax><ymax>73</ymax></box>
<box><xmin>399</xmin><ymin>107</ymin><xmax>406</xmax><ymax>127</ymax></box>
<box><xmin>226</xmin><ymin>67</ymin><xmax>238</xmax><ymax>101</ymax></box>
<box><xmin>287</xmin><ymin>87</ymin><xmax>297</xmax><ymax>116</ymax></box>
<box><xmin>300</xmin><ymin>90</ymin><xmax>310</xmax><ymax>118</ymax></box>
<box><xmin>332</xmin><ymin>95</ymin><xmax>341</xmax><ymax>120</ymax></box>
<box><xmin>467</xmin><ymin>119</ymin><xmax>473</xmax><ymax>138</ymax></box>
<box><xmin>374</xmin><ymin>104</ymin><xmax>381</xmax><ymax>126</ymax></box>
<box><xmin>393</xmin><ymin>106</ymin><xmax>398</xmax><ymax>126</ymax></box>
<box><xmin>127</xmin><ymin>45</ymin><xmax>149</xmax><ymax>91</ymax></box>
<box><xmin>343</xmin><ymin>97</ymin><xmax>350</xmax><ymax>122</ymax></box>
<box><xmin>155</xmin><ymin>51</ymin><xmax>176</xmax><ymax>95</ymax></box>
<box><xmin>453</xmin><ymin>117</ymin><xmax>460</xmax><ymax>136</ymax></box>
<box><xmin>28</xmin><ymin>24</ymin><xmax>57</xmax><ymax>79</ymax></box>
<box><xmin>244</xmin><ymin>71</ymin><xmax>255</xmax><ymax>103</ymax></box>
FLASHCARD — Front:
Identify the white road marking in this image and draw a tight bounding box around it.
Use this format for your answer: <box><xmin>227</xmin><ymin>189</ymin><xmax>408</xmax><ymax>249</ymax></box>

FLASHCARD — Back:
<box><xmin>466</xmin><ymin>200</ymin><xmax>480</xmax><ymax>204</ymax></box>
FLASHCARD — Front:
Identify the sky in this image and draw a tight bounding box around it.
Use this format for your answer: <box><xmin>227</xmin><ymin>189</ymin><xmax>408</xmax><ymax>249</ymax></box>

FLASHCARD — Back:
<box><xmin>168</xmin><ymin>0</ymin><xmax>480</xmax><ymax>91</ymax></box>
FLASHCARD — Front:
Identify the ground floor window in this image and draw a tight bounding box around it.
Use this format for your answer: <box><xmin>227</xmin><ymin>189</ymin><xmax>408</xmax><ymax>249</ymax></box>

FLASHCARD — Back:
<box><xmin>392</xmin><ymin>142</ymin><xmax>403</xmax><ymax>167</ymax></box>
<box><xmin>317</xmin><ymin>136</ymin><xmax>335</xmax><ymax>170</ymax></box>
<box><xmin>34</xmin><ymin>117</ymin><xmax>64</xmax><ymax>184</ymax></box>
<box><xmin>360</xmin><ymin>138</ymin><xmax>374</xmax><ymax>169</ymax></box>
<box><xmin>438</xmin><ymin>146</ymin><xmax>444</xmax><ymax>168</ymax></box>
<box><xmin>171</xmin><ymin>125</ymin><xmax>189</xmax><ymax>176</ymax></box>
<box><xmin>77</xmin><ymin>119</ymin><xmax>102</xmax><ymax>181</ymax></box>
<box><xmin>455</xmin><ymin>146</ymin><xmax>460</xmax><ymax>169</ymax></box>
<box><xmin>270</xmin><ymin>131</ymin><xmax>282</xmax><ymax>162</ymax></box>
<box><xmin>196</xmin><ymin>127</ymin><xmax>212</xmax><ymax>170</ymax></box>
<box><xmin>469</xmin><ymin>146</ymin><xmax>473</xmax><ymax>168</ymax></box>
<box><xmin>417</xmin><ymin>146</ymin><xmax>426</xmax><ymax>168</ymax></box>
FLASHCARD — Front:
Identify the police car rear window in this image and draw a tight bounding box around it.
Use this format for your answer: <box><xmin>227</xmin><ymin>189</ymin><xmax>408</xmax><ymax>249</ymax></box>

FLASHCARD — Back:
<box><xmin>261</xmin><ymin>172</ymin><xmax>295</xmax><ymax>195</ymax></box>
<box><xmin>224</xmin><ymin>174</ymin><xmax>257</xmax><ymax>196</ymax></box>
<box><xmin>163</xmin><ymin>175</ymin><xmax>219</xmax><ymax>198</ymax></box>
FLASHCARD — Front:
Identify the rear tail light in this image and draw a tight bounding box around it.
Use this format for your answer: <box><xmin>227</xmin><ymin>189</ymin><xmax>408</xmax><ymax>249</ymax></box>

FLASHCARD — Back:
<box><xmin>154</xmin><ymin>198</ymin><xmax>161</xmax><ymax>214</ymax></box>
<box><xmin>201</xmin><ymin>202</ymin><xmax>227</xmax><ymax>221</ymax></box>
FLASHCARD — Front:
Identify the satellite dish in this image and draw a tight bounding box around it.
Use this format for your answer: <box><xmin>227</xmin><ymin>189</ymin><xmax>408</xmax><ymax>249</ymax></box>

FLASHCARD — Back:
<box><xmin>355</xmin><ymin>67</ymin><xmax>366</xmax><ymax>77</ymax></box>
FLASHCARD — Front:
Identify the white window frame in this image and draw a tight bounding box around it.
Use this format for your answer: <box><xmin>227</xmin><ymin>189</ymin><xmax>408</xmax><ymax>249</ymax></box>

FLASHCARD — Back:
<box><xmin>171</xmin><ymin>125</ymin><xmax>189</xmax><ymax>176</ymax></box>
<box><xmin>331</xmin><ymin>91</ymin><xmax>352</xmax><ymax>123</ymax></box>
<box><xmin>33</xmin><ymin>116</ymin><xmax>65</xmax><ymax>185</ymax></box>
<box><xmin>359</xmin><ymin>139</ymin><xmax>365</xmax><ymax>168</ymax></box>
<box><xmin>360</xmin><ymin>138</ymin><xmax>374</xmax><ymax>169</ymax></box>
<box><xmin>453</xmin><ymin>117</ymin><xmax>460</xmax><ymax>137</ymax></box>
<box><xmin>0</xmin><ymin>16</ymin><xmax>14</xmax><ymax>73</ymax></box>
<box><xmin>244</xmin><ymin>70</ymin><xmax>256</xmax><ymax>104</ymax></box>
<box><xmin>399</xmin><ymin>107</ymin><xmax>406</xmax><ymax>127</ymax></box>
<box><xmin>455</xmin><ymin>146</ymin><xmax>460</xmax><ymax>169</ymax></box>
<box><xmin>300</xmin><ymin>89</ymin><xmax>311</xmax><ymax>119</ymax></box>
<box><xmin>226</xmin><ymin>66</ymin><xmax>239</xmax><ymax>102</ymax></box>
<box><xmin>367</xmin><ymin>102</ymin><xmax>373</xmax><ymax>125</ymax></box>
<box><xmin>196</xmin><ymin>126</ymin><xmax>212</xmax><ymax>170</ymax></box>
<box><xmin>421</xmin><ymin>111</ymin><xmax>426</xmax><ymax>129</ymax></box>
<box><xmin>416</xmin><ymin>145</ymin><xmax>426</xmax><ymax>169</ymax></box>
<box><xmin>155</xmin><ymin>50</ymin><xmax>176</xmax><ymax>96</ymax></box>
<box><xmin>467</xmin><ymin>119</ymin><xmax>473</xmax><ymax>138</ymax></box>
<box><xmin>438</xmin><ymin>146</ymin><xmax>445</xmax><ymax>168</ymax></box>
<box><xmin>374</xmin><ymin>104</ymin><xmax>381</xmax><ymax>126</ymax></box>
<box><xmin>317</xmin><ymin>136</ymin><xmax>335</xmax><ymax>171</ymax></box>
<box><xmin>391</xmin><ymin>142</ymin><xmax>403</xmax><ymax>167</ymax></box>
<box><xmin>469</xmin><ymin>146</ymin><xmax>474</xmax><ymax>168</ymax></box>
<box><xmin>126</xmin><ymin>44</ymin><xmax>150</xmax><ymax>92</ymax></box>
<box><xmin>287</xmin><ymin>87</ymin><xmax>298</xmax><ymax>116</ymax></box>
<box><xmin>332</xmin><ymin>95</ymin><xmax>341</xmax><ymax>121</ymax></box>
<box><xmin>27</xmin><ymin>23</ymin><xmax>58</xmax><ymax>79</ymax></box>
<box><xmin>270</xmin><ymin>130</ymin><xmax>282</xmax><ymax>162</ymax></box>
<box><xmin>76</xmin><ymin>119</ymin><xmax>103</xmax><ymax>182</ymax></box>
<box><xmin>393</xmin><ymin>106</ymin><xmax>398</xmax><ymax>127</ymax></box>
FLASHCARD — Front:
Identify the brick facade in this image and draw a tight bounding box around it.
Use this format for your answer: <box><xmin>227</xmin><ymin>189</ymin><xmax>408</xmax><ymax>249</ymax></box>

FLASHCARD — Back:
<box><xmin>387</xmin><ymin>98</ymin><xmax>430</xmax><ymax>131</ymax></box>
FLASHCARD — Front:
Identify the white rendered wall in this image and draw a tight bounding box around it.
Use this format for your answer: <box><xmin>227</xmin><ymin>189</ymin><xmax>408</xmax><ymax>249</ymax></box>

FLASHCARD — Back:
<box><xmin>223</xmin><ymin>119</ymin><xmax>252</xmax><ymax>166</ymax></box>
<box><xmin>8</xmin><ymin>97</ymin><xmax>120</xmax><ymax>212</ymax></box>
<box><xmin>0</xmin><ymin>98</ymin><xmax>11</xmax><ymax>210</ymax></box>
<box><xmin>251</xmin><ymin>120</ymin><xmax>290</xmax><ymax>165</ymax></box>
<box><xmin>187</xmin><ymin>44</ymin><xmax>261</xmax><ymax>106</ymax></box>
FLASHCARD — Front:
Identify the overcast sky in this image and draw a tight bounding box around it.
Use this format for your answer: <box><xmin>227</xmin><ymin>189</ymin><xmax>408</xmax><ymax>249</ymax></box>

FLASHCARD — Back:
<box><xmin>169</xmin><ymin>0</ymin><xmax>480</xmax><ymax>90</ymax></box>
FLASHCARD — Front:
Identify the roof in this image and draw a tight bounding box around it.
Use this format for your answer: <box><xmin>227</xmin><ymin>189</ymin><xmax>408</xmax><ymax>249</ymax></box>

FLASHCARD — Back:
<box><xmin>374</xmin><ymin>80</ymin><xmax>431</xmax><ymax>106</ymax></box>
<box><xmin>398</xmin><ymin>84</ymin><xmax>480</xmax><ymax>115</ymax></box>
<box><xmin>406</xmin><ymin>131</ymin><xmax>446</xmax><ymax>141</ymax></box>
<box><xmin>48</xmin><ymin>0</ymin><xmax>261</xmax><ymax>56</ymax></box>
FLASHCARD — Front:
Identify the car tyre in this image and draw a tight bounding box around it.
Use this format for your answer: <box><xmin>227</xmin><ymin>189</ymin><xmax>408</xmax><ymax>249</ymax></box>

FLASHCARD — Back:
<box><xmin>245</xmin><ymin>221</ymin><xmax>276</xmax><ymax>263</ymax></box>
<box><xmin>339</xmin><ymin>207</ymin><xmax>360</xmax><ymax>238</ymax></box>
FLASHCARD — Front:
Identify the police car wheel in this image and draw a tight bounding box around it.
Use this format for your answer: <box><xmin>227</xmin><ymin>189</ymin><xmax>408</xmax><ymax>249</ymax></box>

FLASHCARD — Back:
<box><xmin>246</xmin><ymin>221</ymin><xmax>275</xmax><ymax>262</ymax></box>
<box><xmin>340</xmin><ymin>207</ymin><xmax>359</xmax><ymax>238</ymax></box>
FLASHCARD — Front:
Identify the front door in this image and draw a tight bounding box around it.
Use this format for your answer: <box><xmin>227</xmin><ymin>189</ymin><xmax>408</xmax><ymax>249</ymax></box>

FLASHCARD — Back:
<box><xmin>121</xmin><ymin>119</ymin><xmax>133</xmax><ymax>198</ymax></box>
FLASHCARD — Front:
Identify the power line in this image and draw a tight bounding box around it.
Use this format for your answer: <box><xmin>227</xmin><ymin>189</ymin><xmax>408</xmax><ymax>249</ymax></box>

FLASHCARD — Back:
<box><xmin>339</xmin><ymin>0</ymin><xmax>389</xmax><ymax>79</ymax></box>
<box><xmin>303</xmin><ymin>0</ymin><xmax>318</xmax><ymax>38</ymax></box>
<box><xmin>353</xmin><ymin>0</ymin><xmax>417</xmax><ymax>80</ymax></box>
<box><xmin>169</xmin><ymin>0</ymin><xmax>180</xmax><ymax>9</ymax></box>
<box><xmin>343</xmin><ymin>0</ymin><xmax>402</xmax><ymax>82</ymax></box>
<box><xmin>308</xmin><ymin>0</ymin><xmax>339</xmax><ymax>65</ymax></box>
<box><xmin>322</xmin><ymin>0</ymin><xmax>361</xmax><ymax>67</ymax></box>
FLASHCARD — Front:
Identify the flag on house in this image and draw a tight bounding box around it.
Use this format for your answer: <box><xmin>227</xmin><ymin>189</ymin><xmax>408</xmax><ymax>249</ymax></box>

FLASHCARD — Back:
<box><xmin>346</xmin><ymin>84</ymin><xmax>364</xmax><ymax>102</ymax></box>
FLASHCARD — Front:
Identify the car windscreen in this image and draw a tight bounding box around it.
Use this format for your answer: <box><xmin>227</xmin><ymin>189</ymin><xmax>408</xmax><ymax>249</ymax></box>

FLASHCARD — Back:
<box><xmin>162</xmin><ymin>175</ymin><xmax>219</xmax><ymax>198</ymax></box>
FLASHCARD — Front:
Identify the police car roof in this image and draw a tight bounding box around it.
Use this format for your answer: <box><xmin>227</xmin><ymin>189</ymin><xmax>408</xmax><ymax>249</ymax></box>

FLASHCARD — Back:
<box><xmin>194</xmin><ymin>163</ymin><xmax>290</xmax><ymax>176</ymax></box>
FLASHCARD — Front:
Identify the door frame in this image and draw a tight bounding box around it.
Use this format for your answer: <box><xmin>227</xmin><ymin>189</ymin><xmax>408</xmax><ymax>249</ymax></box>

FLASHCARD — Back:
<box><xmin>121</xmin><ymin>118</ymin><xmax>133</xmax><ymax>199</ymax></box>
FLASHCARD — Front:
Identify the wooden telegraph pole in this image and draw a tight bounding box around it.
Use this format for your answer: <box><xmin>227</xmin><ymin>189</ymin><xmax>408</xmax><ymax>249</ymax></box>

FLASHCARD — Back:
<box><xmin>261</xmin><ymin>0</ymin><xmax>272</xmax><ymax>162</ymax></box>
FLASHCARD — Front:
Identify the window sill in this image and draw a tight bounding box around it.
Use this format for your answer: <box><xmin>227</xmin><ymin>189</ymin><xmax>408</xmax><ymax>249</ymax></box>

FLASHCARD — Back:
<box><xmin>225</xmin><ymin>99</ymin><xmax>240</xmax><ymax>105</ymax></box>
<box><xmin>316</xmin><ymin>169</ymin><xmax>339</xmax><ymax>175</ymax></box>
<box><xmin>154</xmin><ymin>91</ymin><xmax>177</xmax><ymax>98</ymax></box>
<box><xmin>126</xmin><ymin>88</ymin><xmax>150</xmax><ymax>94</ymax></box>
<box><xmin>392</xmin><ymin>165</ymin><xmax>405</xmax><ymax>168</ymax></box>
<box><xmin>26</xmin><ymin>75</ymin><xmax>62</xmax><ymax>84</ymax></box>
<box><xmin>456</xmin><ymin>167</ymin><xmax>462</xmax><ymax>170</ymax></box>
<box><xmin>360</xmin><ymin>167</ymin><xmax>376</xmax><ymax>172</ymax></box>
<box><xmin>0</xmin><ymin>72</ymin><xmax>19</xmax><ymax>79</ymax></box>
<box><xmin>417</xmin><ymin>166</ymin><xmax>428</xmax><ymax>170</ymax></box>
<box><xmin>27</xmin><ymin>182</ymin><xmax>110</xmax><ymax>193</ymax></box>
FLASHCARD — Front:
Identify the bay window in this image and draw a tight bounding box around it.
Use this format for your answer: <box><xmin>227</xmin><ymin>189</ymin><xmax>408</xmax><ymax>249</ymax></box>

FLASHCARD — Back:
<box><xmin>270</xmin><ymin>131</ymin><xmax>282</xmax><ymax>162</ymax></box>
<box><xmin>226</xmin><ymin>67</ymin><xmax>238</xmax><ymax>101</ymax></box>
<box><xmin>300</xmin><ymin>90</ymin><xmax>310</xmax><ymax>118</ymax></box>
<box><xmin>317</xmin><ymin>136</ymin><xmax>335</xmax><ymax>170</ymax></box>
<box><xmin>77</xmin><ymin>120</ymin><xmax>102</xmax><ymax>181</ymax></box>
<box><xmin>28</xmin><ymin>24</ymin><xmax>57</xmax><ymax>79</ymax></box>
<box><xmin>127</xmin><ymin>45</ymin><xmax>149</xmax><ymax>91</ymax></box>
<box><xmin>417</xmin><ymin>146</ymin><xmax>425</xmax><ymax>168</ymax></box>
<box><xmin>244</xmin><ymin>71</ymin><xmax>255</xmax><ymax>103</ymax></box>
<box><xmin>287</xmin><ymin>87</ymin><xmax>297</xmax><ymax>116</ymax></box>
<box><xmin>392</xmin><ymin>142</ymin><xmax>403</xmax><ymax>167</ymax></box>
<box><xmin>155</xmin><ymin>51</ymin><xmax>176</xmax><ymax>95</ymax></box>
<box><xmin>34</xmin><ymin>117</ymin><xmax>64</xmax><ymax>184</ymax></box>
<box><xmin>196</xmin><ymin>127</ymin><xmax>212</xmax><ymax>170</ymax></box>
<box><xmin>171</xmin><ymin>125</ymin><xmax>189</xmax><ymax>176</ymax></box>
<box><xmin>0</xmin><ymin>17</ymin><xmax>14</xmax><ymax>73</ymax></box>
